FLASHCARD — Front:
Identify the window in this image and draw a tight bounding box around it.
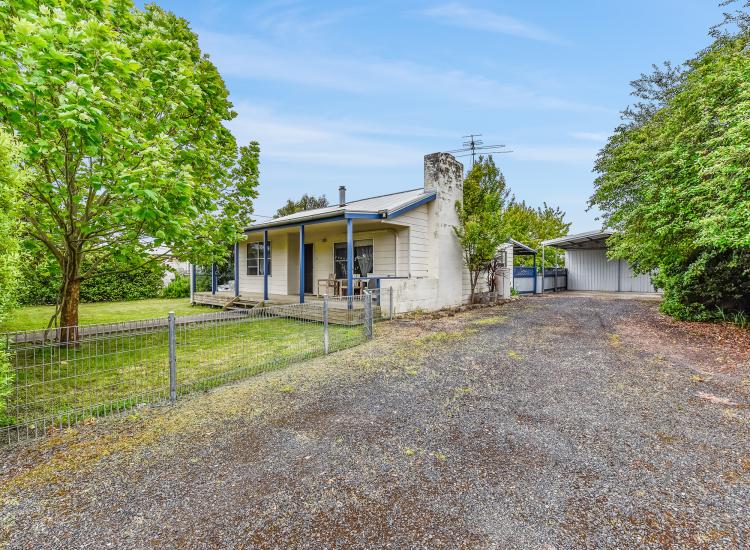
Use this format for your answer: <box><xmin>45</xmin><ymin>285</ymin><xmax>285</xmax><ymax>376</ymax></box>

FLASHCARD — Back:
<box><xmin>247</xmin><ymin>241</ymin><xmax>271</xmax><ymax>276</ymax></box>
<box><xmin>334</xmin><ymin>239</ymin><xmax>373</xmax><ymax>279</ymax></box>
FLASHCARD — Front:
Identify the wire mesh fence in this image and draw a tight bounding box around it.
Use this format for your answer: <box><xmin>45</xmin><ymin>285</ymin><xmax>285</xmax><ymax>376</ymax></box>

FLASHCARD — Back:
<box><xmin>1</xmin><ymin>291</ymin><xmax>381</xmax><ymax>444</ymax></box>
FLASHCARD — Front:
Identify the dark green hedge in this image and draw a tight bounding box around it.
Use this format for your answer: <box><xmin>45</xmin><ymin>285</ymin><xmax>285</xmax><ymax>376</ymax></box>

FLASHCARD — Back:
<box><xmin>18</xmin><ymin>252</ymin><xmax>167</xmax><ymax>305</ymax></box>
<box><xmin>656</xmin><ymin>248</ymin><xmax>750</xmax><ymax>322</ymax></box>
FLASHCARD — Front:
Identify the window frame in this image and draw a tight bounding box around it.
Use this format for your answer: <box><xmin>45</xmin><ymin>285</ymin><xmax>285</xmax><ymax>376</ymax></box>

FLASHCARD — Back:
<box><xmin>246</xmin><ymin>241</ymin><xmax>271</xmax><ymax>277</ymax></box>
<box><xmin>333</xmin><ymin>238</ymin><xmax>374</xmax><ymax>279</ymax></box>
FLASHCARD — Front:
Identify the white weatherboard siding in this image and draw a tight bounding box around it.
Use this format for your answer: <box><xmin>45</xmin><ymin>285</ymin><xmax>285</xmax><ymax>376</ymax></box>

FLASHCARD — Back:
<box><xmin>396</xmin><ymin>207</ymin><xmax>428</xmax><ymax>277</ymax></box>
<box><xmin>224</xmin><ymin>153</ymin><xmax>516</xmax><ymax>312</ymax></box>
<box><xmin>237</xmin><ymin>235</ymin><xmax>289</xmax><ymax>296</ymax></box>
<box><xmin>565</xmin><ymin>249</ymin><xmax>656</xmax><ymax>292</ymax></box>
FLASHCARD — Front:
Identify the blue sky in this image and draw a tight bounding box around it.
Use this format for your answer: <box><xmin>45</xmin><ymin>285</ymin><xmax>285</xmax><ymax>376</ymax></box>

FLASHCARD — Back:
<box><xmin>153</xmin><ymin>0</ymin><xmax>721</xmax><ymax>231</ymax></box>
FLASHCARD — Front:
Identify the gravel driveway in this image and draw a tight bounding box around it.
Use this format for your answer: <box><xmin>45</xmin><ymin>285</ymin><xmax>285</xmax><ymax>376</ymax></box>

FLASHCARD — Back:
<box><xmin>1</xmin><ymin>295</ymin><xmax>748</xmax><ymax>548</ymax></box>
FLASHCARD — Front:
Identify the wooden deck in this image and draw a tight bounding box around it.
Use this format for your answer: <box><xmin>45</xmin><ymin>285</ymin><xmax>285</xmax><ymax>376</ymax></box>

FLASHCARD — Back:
<box><xmin>193</xmin><ymin>291</ymin><xmax>337</xmax><ymax>308</ymax></box>
<box><xmin>192</xmin><ymin>292</ymin><xmax>380</xmax><ymax>325</ymax></box>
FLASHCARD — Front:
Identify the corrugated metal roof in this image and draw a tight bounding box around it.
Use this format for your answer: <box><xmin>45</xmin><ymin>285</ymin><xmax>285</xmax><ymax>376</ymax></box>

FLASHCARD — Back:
<box><xmin>509</xmin><ymin>238</ymin><xmax>537</xmax><ymax>255</ymax></box>
<box><xmin>246</xmin><ymin>188</ymin><xmax>434</xmax><ymax>230</ymax></box>
<box><xmin>541</xmin><ymin>230</ymin><xmax>612</xmax><ymax>249</ymax></box>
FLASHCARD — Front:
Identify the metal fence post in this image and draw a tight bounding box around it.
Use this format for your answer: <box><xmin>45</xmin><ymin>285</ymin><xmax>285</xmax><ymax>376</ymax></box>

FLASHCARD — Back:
<box><xmin>168</xmin><ymin>311</ymin><xmax>176</xmax><ymax>402</ymax></box>
<box><xmin>364</xmin><ymin>290</ymin><xmax>373</xmax><ymax>340</ymax></box>
<box><xmin>323</xmin><ymin>294</ymin><xmax>329</xmax><ymax>354</ymax></box>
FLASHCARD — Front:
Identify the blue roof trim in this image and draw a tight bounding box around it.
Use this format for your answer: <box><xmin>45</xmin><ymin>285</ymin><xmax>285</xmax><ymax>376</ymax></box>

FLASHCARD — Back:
<box><xmin>245</xmin><ymin>215</ymin><xmax>346</xmax><ymax>233</ymax></box>
<box><xmin>344</xmin><ymin>212</ymin><xmax>382</xmax><ymax>219</ymax></box>
<box><xmin>386</xmin><ymin>192</ymin><xmax>436</xmax><ymax>219</ymax></box>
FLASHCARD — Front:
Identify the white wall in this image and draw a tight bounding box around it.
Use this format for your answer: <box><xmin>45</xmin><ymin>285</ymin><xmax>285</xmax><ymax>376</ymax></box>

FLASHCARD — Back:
<box><xmin>394</xmin><ymin>207</ymin><xmax>428</xmax><ymax>277</ymax></box>
<box><xmin>425</xmin><ymin>152</ymin><xmax>465</xmax><ymax>309</ymax></box>
<box><xmin>237</xmin><ymin>234</ymin><xmax>289</xmax><ymax>296</ymax></box>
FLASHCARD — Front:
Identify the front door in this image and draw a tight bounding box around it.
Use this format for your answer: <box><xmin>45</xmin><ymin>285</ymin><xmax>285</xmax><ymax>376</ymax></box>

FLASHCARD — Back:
<box><xmin>304</xmin><ymin>243</ymin><xmax>314</xmax><ymax>294</ymax></box>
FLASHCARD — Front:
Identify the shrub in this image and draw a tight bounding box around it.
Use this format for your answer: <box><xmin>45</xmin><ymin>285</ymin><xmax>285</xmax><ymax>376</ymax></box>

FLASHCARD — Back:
<box><xmin>162</xmin><ymin>275</ymin><xmax>190</xmax><ymax>298</ymax></box>
<box><xmin>656</xmin><ymin>248</ymin><xmax>750</xmax><ymax>322</ymax></box>
<box><xmin>18</xmin><ymin>248</ymin><xmax>167</xmax><ymax>305</ymax></box>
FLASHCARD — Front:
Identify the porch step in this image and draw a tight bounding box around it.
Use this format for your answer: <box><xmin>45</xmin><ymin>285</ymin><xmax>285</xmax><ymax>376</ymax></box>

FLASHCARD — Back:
<box><xmin>226</xmin><ymin>299</ymin><xmax>261</xmax><ymax>311</ymax></box>
<box><xmin>193</xmin><ymin>295</ymin><xmax>233</xmax><ymax>307</ymax></box>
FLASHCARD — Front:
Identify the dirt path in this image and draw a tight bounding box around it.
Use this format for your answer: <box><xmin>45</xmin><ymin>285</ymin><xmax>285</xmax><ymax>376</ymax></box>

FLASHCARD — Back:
<box><xmin>1</xmin><ymin>295</ymin><xmax>748</xmax><ymax>548</ymax></box>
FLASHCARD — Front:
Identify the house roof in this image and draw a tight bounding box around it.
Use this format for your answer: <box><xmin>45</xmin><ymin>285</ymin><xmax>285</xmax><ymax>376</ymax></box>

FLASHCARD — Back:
<box><xmin>541</xmin><ymin>230</ymin><xmax>613</xmax><ymax>249</ymax></box>
<box><xmin>246</xmin><ymin>188</ymin><xmax>437</xmax><ymax>232</ymax></box>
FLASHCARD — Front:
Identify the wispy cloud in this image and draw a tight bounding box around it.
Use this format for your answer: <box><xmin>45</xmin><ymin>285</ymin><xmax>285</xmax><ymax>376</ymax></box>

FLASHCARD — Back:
<box><xmin>570</xmin><ymin>131</ymin><xmax>609</xmax><ymax>142</ymax></box>
<box><xmin>228</xmin><ymin>103</ymin><xmax>429</xmax><ymax>168</ymax></box>
<box><xmin>198</xmin><ymin>31</ymin><xmax>600</xmax><ymax>112</ymax></box>
<box><xmin>421</xmin><ymin>3</ymin><xmax>561</xmax><ymax>43</ymax></box>
<box><xmin>246</xmin><ymin>1</ymin><xmax>357</xmax><ymax>39</ymax></box>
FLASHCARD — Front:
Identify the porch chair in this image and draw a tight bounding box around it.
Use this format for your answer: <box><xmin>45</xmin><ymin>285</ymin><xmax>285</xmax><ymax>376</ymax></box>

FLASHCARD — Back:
<box><xmin>317</xmin><ymin>273</ymin><xmax>337</xmax><ymax>297</ymax></box>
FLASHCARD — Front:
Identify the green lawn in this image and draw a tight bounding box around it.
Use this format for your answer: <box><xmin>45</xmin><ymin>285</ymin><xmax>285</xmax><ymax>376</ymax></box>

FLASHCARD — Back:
<box><xmin>0</xmin><ymin>298</ymin><xmax>214</xmax><ymax>333</ymax></box>
<box><xmin>4</xmin><ymin>314</ymin><xmax>364</xmax><ymax>437</ymax></box>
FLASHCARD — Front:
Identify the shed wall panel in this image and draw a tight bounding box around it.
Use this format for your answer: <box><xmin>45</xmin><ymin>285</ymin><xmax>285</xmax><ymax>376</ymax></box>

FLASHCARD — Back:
<box><xmin>566</xmin><ymin>249</ymin><xmax>658</xmax><ymax>293</ymax></box>
<box><xmin>565</xmin><ymin>249</ymin><xmax>618</xmax><ymax>291</ymax></box>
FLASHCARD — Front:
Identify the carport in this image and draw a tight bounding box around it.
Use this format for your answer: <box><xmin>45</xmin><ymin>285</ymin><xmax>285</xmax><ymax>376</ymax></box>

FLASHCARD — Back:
<box><xmin>542</xmin><ymin>230</ymin><xmax>658</xmax><ymax>293</ymax></box>
<box><xmin>510</xmin><ymin>239</ymin><xmax>538</xmax><ymax>294</ymax></box>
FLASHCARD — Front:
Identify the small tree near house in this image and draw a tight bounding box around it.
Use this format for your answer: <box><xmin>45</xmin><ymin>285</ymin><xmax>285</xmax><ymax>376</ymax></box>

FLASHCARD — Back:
<box><xmin>454</xmin><ymin>156</ymin><xmax>510</xmax><ymax>303</ymax></box>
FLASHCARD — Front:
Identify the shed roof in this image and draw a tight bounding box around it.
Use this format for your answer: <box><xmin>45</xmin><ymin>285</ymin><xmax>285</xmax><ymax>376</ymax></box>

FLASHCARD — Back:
<box><xmin>509</xmin><ymin>238</ymin><xmax>537</xmax><ymax>255</ymax></box>
<box><xmin>541</xmin><ymin>230</ymin><xmax>612</xmax><ymax>250</ymax></box>
<box><xmin>246</xmin><ymin>188</ymin><xmax>436</xmax><ymax>232</ymax></box>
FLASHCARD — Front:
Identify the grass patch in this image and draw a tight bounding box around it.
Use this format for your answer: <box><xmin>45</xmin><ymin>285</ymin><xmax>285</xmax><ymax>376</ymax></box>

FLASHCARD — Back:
<box><xmin>471</xmin><ymin>315</ymin><xmax>507</xmax><ymax>326</ymax></box>
<box><xmin>1</xmin><ymin>298</ymin><xmax>214</xmax><ymax>333</ymax></box>
<box><xmin>4</xmin><ymin>316</ymin><xmax>363</xmax><ymax>436</ymax></box>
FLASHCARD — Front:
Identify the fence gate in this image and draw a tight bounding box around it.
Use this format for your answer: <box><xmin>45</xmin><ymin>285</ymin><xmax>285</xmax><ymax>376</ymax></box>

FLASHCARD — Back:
<box><xmin>512</xmin><ymin>266</ymin><xmax>537</xmax><ymax>294</ymax></box>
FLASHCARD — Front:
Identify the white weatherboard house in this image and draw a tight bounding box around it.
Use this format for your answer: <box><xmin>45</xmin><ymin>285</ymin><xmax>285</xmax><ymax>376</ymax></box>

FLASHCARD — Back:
<box><xmin>192</xmin><ymin>153</ymin><xmax>513</xmax><ymax>312</ymax></box>
<box><xmin>542</xmin><ymin>230</ymin><xmax>659</xmax><ymax>293</ymax></box>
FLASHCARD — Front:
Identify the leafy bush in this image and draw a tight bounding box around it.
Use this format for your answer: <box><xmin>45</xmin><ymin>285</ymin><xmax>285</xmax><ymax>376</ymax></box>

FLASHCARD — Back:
<box><xmin>18</xmin><ymin>248</ymin><xmax>167</xmax><ymax>305</ymax></box>
<box><xmin>655</xmin><ymin>248</ymin><xmax>750</xmax><ymax>322</ymax></box>
<box><xmin>162</xmin><ymin>275</ymin><xmax>190</xmax><ymax>298</ymax></box>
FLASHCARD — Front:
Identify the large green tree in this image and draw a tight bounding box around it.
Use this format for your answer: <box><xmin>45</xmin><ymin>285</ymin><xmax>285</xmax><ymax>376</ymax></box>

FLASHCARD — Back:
<box><xmin>0</xmin><ymin>1</ymin><xmax>259</xmax><ymax>336</ymax></box>
<box><xmin>0</xmin><ymin>131</ymin><xmax>23</xmax><ymax>319</ymax></box>
<box><xmin>275</xmin><ymin>194</ymin><xmax>329</xmax><ymax>218</ymax></box>
<box><xmin>505</xmin><ymin>201</ymin><xmax>570</xmax><ymax>267</ymax></box>
<box><xmin>0</xmin><ymin>130</ymin><xmax>25</xmax><ymax>423</ymax></box>
<box><xmin>590</xmin><ymin>3</ymin><xmax>750</xmax><ymax>320</ymax></box>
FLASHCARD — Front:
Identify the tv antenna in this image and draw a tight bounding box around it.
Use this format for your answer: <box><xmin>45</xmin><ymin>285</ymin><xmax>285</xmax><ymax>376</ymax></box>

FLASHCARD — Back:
<box><xmin>446</xmin><ymin>134</ymin><xmax>512</xmax><ymax>166</ymax></box>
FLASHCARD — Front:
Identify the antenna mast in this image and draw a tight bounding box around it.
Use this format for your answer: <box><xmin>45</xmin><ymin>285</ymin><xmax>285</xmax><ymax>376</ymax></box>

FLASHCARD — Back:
<box><xmin>446</xmin><ymin>134</ymin><xmax>512</xmax><ymax>167</ymax></box>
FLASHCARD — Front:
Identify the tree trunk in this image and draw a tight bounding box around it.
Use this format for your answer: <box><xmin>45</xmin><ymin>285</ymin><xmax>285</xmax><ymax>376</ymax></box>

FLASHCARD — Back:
<box><xmin>59</xmin><ymin>269</ymin><xmax>81</xmax><ymax>344</ymax></box>
<box><xmin>469</xmin><ymin>270</ymin><xmax>479</xmax><ymax>304</ymax></box>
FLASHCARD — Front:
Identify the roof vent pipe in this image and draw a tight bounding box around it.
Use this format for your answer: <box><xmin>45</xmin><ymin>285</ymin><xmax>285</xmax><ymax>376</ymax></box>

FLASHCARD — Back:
<box><xmin>338</xmin><ymin>186</ymin><xmax>346</xmax><ymax>207</ymax></box>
